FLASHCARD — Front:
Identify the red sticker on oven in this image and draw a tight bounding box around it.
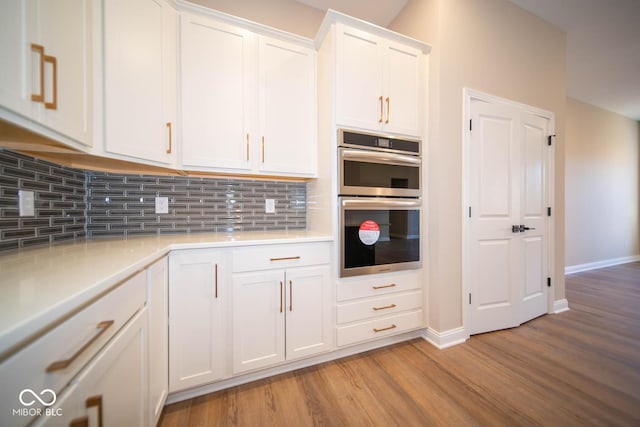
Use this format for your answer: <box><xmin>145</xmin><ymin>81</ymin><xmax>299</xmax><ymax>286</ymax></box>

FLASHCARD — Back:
<box><xmin>359</xmin><ymin>220</ymin><xmax>380</xmax><ymax>245</ymax></box>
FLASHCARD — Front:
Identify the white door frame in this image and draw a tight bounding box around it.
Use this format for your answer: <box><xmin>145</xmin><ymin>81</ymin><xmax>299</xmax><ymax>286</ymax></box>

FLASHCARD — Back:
<box><xmin>461</xmin><ymin>88</ymin><xmax>555</xmax><ymax>339</ymax></box>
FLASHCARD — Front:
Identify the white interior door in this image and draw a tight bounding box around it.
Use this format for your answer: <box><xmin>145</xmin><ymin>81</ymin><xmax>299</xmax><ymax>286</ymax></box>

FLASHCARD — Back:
<box><xmin>467</xmin><ymin>96</ymin><xmax>551</xmax><ymax>336</ymax></box>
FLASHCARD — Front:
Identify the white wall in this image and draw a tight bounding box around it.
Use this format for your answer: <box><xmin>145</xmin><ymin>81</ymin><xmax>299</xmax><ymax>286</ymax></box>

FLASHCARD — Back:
<box><xmin>391</xmin><ymin>0</ymin><xmax>566</xmax><ymax>332</ymax></box>
<box><xmin>565</xmin><ymin>98</ymin><xmax>640</xmax><ymax>270</ymax></box>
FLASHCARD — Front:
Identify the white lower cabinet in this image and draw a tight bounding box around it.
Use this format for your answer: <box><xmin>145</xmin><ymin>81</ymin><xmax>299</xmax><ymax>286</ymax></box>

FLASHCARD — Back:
<box><xmin>168</xmin><ymin>249</ymin><xmax>228</xmax><ymax>392</ymax></box>
<box><xmin>147</xmin><ymin>257</ymin><xmax>168</xmax><ymax>426</ymax></box>
<box><xmin>231</xmin><ymin>243</ymin><xmax>332</xmax><ymax>374</ymax></box>
<box><xmin>336</xmin><ymin>270</ymin><xmax>425</xmax><ymax>347</ymax></box>
<box><xmin>34</xmin><ymin>307</ymin><xmax>148</xmax><ymax>427</ymax></box>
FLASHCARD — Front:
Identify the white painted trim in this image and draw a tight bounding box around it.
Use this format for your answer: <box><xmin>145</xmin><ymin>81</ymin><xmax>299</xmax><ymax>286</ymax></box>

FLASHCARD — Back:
<box><xmin>552</xmin><ymin>298</ymin><xmax>570</xmax><ymax>314</ymax></box>
<box><xmin>422</xmin><ymin>327</ymin><xmax>467</xmax><ymax>349</ymax></box>
<box><xmin>565</xmin><ymin>255</ymin><xmax>640</xmax><ymax>275</ymax></box>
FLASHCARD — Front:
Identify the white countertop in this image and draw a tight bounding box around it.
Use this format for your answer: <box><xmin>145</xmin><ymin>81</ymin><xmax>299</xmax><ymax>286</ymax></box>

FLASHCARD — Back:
<box><xmin>0</xmin><ymin>231</ymin><xmax>332</xmax><ymax>360</ymax></box>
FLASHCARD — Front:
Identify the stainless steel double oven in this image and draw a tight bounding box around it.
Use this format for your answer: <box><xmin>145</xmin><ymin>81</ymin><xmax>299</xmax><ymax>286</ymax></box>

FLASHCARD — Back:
<box><xmin>338</xmin><ymin>129</ymin><xmax>422</xmax><ymax>277</ymax></box>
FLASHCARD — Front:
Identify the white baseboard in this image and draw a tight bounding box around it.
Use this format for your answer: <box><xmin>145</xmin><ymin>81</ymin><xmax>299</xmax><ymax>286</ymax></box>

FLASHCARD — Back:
<box><xmin>565</xmin><ymin>255</ymin><xmax>640</xmax><ymax>275</ymax></box>
<box><xmin>422</xmin><ymin>326</ymin><xmax>467</xmax><ymax>349</ymax></box>
<box><xmin>552</xmin><ymin>298</ymin><xmax>570</xmax><ymax>314</ymax></box>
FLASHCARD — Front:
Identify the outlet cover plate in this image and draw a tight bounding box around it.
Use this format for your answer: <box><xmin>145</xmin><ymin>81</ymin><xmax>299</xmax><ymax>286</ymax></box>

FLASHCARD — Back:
<box><xmin>155</xmin><ymin>196</ymin><xmax>169</xmax><ymax>214</ymax></box>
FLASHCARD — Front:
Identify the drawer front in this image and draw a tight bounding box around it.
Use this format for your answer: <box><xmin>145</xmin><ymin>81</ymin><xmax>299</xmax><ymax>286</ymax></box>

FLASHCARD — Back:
<box><xmin>336</xmin><ymin>290</ymin><xmax>423</xmax><ymax>324</ymax></box>
<box><xmin>337</xmin><ymin>270</ymin><xmax>421</xmax><ymax>302</ymax></box>
<box><xmin>336</xmin><ymin>310</ymin><xmax>424</xmax><ymax>347</ymax></box>
<box><xmin>232</xmin><ymin>242</ymin><xmax>331</xmax><ymax>272</ymax></box>
<box><xmin>0</xmin><ymin>271</ymin><xmax>146</xmax><ymax>427</ymax></box>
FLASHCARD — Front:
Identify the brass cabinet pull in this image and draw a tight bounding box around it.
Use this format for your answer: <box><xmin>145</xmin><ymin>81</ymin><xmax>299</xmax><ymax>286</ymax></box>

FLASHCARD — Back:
<box><xmin>385</xmin><ymin>97</ymin><xmax>390</xmax><ymax>124</ymax></box>
<box><xmin>372</xmin><ymin>283</ymin><xmax>396</xmax><ymax>290</ymax></box>
<box><xmin>44</xmin><ymin>54</ymin><xmax>57</xmax><ymax>109</ymax></box>
<box><xmin>214</xmin><ymin>263</ymin><xmax>218</xmax><ymax>298</ymax></box>
<box><xmin>378</xmin><ymin>95</ymin><xmax>383</xmax><ymax>123</ymax></box>
<box><xmin>289</xmin><ymin>280</ymin><xmax>293</xmax><ymax>312</ymax></box>
<box><xmin>31</xmin><ymin>44</ymin><xmax>45</xmax><ymax>103</ymax></box>
<box><xmin>279</xmin><ymin>281</ymin><xmax>283</xmax><ymax>313</ymax></box>
<box><xmin>261</xmin><ymin>136</ymin><xmax>265</xmax><ymax>163</ymax></box>
<box><xmin>69</xmin><ymin>417</ymin><xmax>89</xmax><ymax>427</ymax></box>
<box><xmin>270</xmin><ymin>256</ymin><xmax>301</xmax><ymax>262</ymax></box>
<box><xmin>373</xmin><ymin>303</ymin><xmax>396</xmax><ymax>311</ymax></box>
<box><xmin>246</xmin><ymin>133</ymin><xmax>250</xmax><ymax>160</ymax></box>
<box><xmin>46</xmin><ymin>320</ymin><xmax>114</xmax><ymax>372</ymax></box>
<box><xmin>166</xmin><ymin>122</ymin><xmax>172</xmax><ymax>154</ymax></box>
<box><xmin>373</xmin><ymin>324</ymin><xmax>397</xmax><ymax>333</ymax></box>
<box><xmin>86</xmin><ymin>395</ymin><xmax>103</xmax><ymax>427</ymax></box>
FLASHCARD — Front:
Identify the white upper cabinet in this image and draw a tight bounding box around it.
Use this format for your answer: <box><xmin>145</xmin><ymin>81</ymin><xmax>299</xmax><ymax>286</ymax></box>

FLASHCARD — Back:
<box><xmin>258</xmin><ymin>36</ymin><xmax>317</xmax><ymax>177</ymax></box>
<box><xmin>0</xmin><ymin>0</ymin><xmax>92</xmax><ymax>147</ymax></box>
<box><xmin>101</xmin><ymin>0</ymin><xmax>177</xmax><ymax>166</ymax></box>
<box><xmin>179</xmin><ymin>9</ymin><xmax>317</xmax><ymax>177</ymax></box>
<box><xmin>334</xmin><ymin>22</ymin><xmax>424</xmax><ymax>138</ymax></box>
<box><xmin>179</xmin><ymin>12</ymin><xmax>253</xmax><ymax>172</ymax></box>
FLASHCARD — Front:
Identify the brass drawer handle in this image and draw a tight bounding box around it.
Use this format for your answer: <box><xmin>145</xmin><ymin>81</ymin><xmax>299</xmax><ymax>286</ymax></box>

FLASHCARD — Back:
<box><xmin>166</xmin><ymin>122</ymin><xmax>173</xmax><ymax>154</ymax></box>
<box><xmin>372</xmin><ymin>283</ymin><xmax>396</xmax><ymax>290</ymax></box>
<box><xmin>385</xmin><ymin>96</ymin><xmax>390</xmax><ymax>124</ymax></box>
<box><xmin>31</xmin><ymin>44</ymin><xmax>45</xmax><ymax>103</ymax></box>
<box><xmin>46</xmin><ymin>320</ymin><xmax>114</xmax><ymax>372</ymax></box>
<box><xmin>373</xmin><ymin>324</ymin><xmax>397</xmax><ymax>333</ymax></box>
<box><xmin>373</xmin><ymin>303</ymin><xmax>396</xmax><ymax>311</ymax></box>
<box><xmin>214</xmin><ymin>263</ymin><xmax>218</xmax><ymax>298</ymax></box>
<box><xmin>86</xmin><ymin>395</ymin><xmax>103</xmax><ymax>427</ymax></box>
<box><xmin>289</xmin><ymin>280</ymin><xmax>293</xmax><ymax>312</ymax></box>
<box><xmin>378</xmin><ymin>95</ymin><xmax>383</xmax><ymax>123</ymax></box>
<box><xmin>270</xmin><ymin>256</ymin><xmax>301</xmax><ymax>262</ymax></box>
<box><xmin>279</xmin><ymin>281</ymin><xmax>283</xmax><ymax>313</ymax></box>
<box><xmin>44</xmin><ymin>54</ymin><xmax>57</xmax><ymax>110</ymax></box>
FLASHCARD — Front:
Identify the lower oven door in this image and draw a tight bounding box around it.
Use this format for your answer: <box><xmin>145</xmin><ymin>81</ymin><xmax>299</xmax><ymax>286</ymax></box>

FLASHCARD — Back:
<box><xmin>340</xmin><ymin>197</ymin><xmax>422</xmax><ymax>277</ymax></box>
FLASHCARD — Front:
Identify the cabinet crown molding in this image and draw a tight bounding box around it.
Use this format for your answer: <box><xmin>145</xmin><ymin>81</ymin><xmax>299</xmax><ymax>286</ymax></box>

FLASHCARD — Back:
<box><xmin>315</xmin><ymin>8</ymin><xmax>431</xmax><ymax>54</ymax></box>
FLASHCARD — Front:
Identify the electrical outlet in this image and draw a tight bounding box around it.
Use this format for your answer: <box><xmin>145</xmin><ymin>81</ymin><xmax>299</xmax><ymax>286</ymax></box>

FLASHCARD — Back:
<box><xmin>18</xmin><ymin>190</ymin><xmax>35</xmax><ymax>217</ymax></box>
<box><xmin>155</xmin><ymin>196</ymin><xmax>169</xmax><ymax>214</ymax></box>
<box><xmin>265</xmin><ymin>199</ymin><xmax>275</xmax><ymax>213</ymax></box>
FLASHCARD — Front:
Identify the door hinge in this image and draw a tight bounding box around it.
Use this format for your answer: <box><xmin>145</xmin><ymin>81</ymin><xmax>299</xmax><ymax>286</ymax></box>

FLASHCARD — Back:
<box><xmin>469</xmin><ymin>293</ymin><xmax>472</xmax><ymax>304</ymax></box>
<box><xmin>547</xmin><ymin>277</ymin><xmax>551</xmax><ymax>288</ymax></box>
<box><xmin>547</xmin><ymin>207</ymin><xmax>552</xmax><ymax>217</ymax></box>
<box><xmin>548</xmin><ymin>134</ymin><xmax>556</xmax><ymax>146</ymax></box>
<box><xmin>469</xmin><ymin>119</ymin><xmax>472</xmax><ymax>131</ymax></box>
<box><xmin>469</xmin><ymin>206</ymin><xmax>472</xmax><ymax>218</ymax></box>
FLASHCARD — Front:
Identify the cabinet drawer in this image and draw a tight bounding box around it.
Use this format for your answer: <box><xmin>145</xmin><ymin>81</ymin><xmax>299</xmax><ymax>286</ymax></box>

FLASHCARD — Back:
<box><xmin>0</xmin><ymin>271</ymin><xmax>146</xmax><ymax>426</ymax></box>
<box><xmin>336</xmin><ymin>290</ymin><xmax>423</xmax><ymax>324</ymax></box>
<box><xmin>336</xmin><ymin>310</ymin><xmax>424</xmax><ymax>347</ymax></box>
<box><xmin>232</xmin><ymin>242</ymin><xmax>330</xmax><ymax>272</ymax></box>
<box><xmin>337</xmin><ymin>270</ymin><xmax>421</xmax><ymax>302</ymax></box>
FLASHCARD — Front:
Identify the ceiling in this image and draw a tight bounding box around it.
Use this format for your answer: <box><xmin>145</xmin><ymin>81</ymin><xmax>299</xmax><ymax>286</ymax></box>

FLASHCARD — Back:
<box><xmin>295</xmin><ymin>0</ymin><xmax>640</xmax><ymax>121</ymax></box>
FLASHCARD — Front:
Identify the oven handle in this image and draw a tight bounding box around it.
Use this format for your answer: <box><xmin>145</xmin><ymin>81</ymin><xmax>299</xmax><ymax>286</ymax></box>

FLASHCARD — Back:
<box><xmin>340</xmin><ymin>149</ymin><xmax>421</xmax><ymax>166</ymax></box>
<box><xmin>341</xmin><ymin>198</ymin><xmax>422</xmax><ymax>209</ymax></box>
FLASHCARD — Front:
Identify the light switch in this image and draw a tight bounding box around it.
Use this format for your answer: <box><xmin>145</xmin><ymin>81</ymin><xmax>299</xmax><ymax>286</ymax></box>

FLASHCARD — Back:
<box><xmin>265</xmin><ymin>199</ymin><xmax>275</xmax><ymax>213</ymax></box>
<box><xmin>155</xmin><ymin>196</ymin><xmax>169</xmax><ymax>214</ymax></box>
<box><xmin>19</xmin><ymin>190</ymin><xmax>35</xmax><ymax>217</ymax></box>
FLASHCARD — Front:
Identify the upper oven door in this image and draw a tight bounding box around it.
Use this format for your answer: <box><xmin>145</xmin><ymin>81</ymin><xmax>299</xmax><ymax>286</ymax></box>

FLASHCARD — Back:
<box><xmin>339</xmin><ymin>148</ymin><xmax>421</xmax><ymax>197</ymax></box>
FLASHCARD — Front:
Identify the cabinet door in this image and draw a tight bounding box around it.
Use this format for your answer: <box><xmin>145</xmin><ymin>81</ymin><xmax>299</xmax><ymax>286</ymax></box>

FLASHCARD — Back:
<box><xmin>0</xmin><ymin>0</ymin><xmax>34</xmax><ymax>119</ymax></box>
<box><xmin>258</xmin><ymin>36</ymin><xmax>317</xmax><ymax>176</ymax></box>
<box><xmin>180</xmin><ymin>13</ymin><xmax>254</xmax><ymax>171</ymax></box>
<box><xmin>382</xmin><ymin>41</ymin><xmax>422</xmax><ymax>137</ymax></box>
<box><xmin>168</xmin><ymin>250</ymin><xmax>227</xmax><ymax>392</ymax></box>
<box><xmin>232</xmin><ymin>270</ymin><xmax>285</xmax><ymax>374</ymax></box>
<box><xmin>335</xmin><ymin>23</ymin><xmax>383</xmax><ymax>132</ymax></box>
<box><xmin>147</xmin><ymin>257</ymin><xmax>168</xmax><ymax>426</ymax></box>
<box><xmin>103</xmin><ymin>0</ymin><xmax>175</xmax><ymax>164</ymax></box>
<box><xmin>37</xmin><ymin>0</ymin><xmax>91</xmax><ymax>145</ymax></box>
<box><xmin>285</xmin><ymin>265</ymin><xmax>332</xmax><ymax>360</ymax></box>
<box><xmin>0</xmin><ymin>0</ymin><xmax>91</xmax><ymax>146</ymax></box>
<box><xmin>34</xmin><ymin>309</ymin><xmax>148</xmax><ymax>427</ymax></box>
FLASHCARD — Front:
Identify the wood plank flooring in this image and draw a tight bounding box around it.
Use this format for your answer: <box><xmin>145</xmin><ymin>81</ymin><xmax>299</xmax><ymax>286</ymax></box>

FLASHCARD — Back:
<box><xmin>159</xmin><ymin>262</ymin><xmax>640</xmax><ymax>426</ymax></box>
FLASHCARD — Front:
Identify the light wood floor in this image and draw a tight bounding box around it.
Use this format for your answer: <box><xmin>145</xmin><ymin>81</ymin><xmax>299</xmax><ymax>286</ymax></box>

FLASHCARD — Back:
<box><xmin>159</xmin><ymin>262</ymin><xmax>640</xmax><ymax>426</ymax></box>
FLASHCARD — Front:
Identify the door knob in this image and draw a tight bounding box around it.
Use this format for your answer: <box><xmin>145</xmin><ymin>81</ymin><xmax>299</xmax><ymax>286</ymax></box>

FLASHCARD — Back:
<box><xmin>519</xmin><ymin>225</ymin><xmax>535</xmax><ymax>232</ymax></box>
<box><xmin>512</xmin><ymin>225</ymin><xmax>520</xmax><ymax>233</ymax></box>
